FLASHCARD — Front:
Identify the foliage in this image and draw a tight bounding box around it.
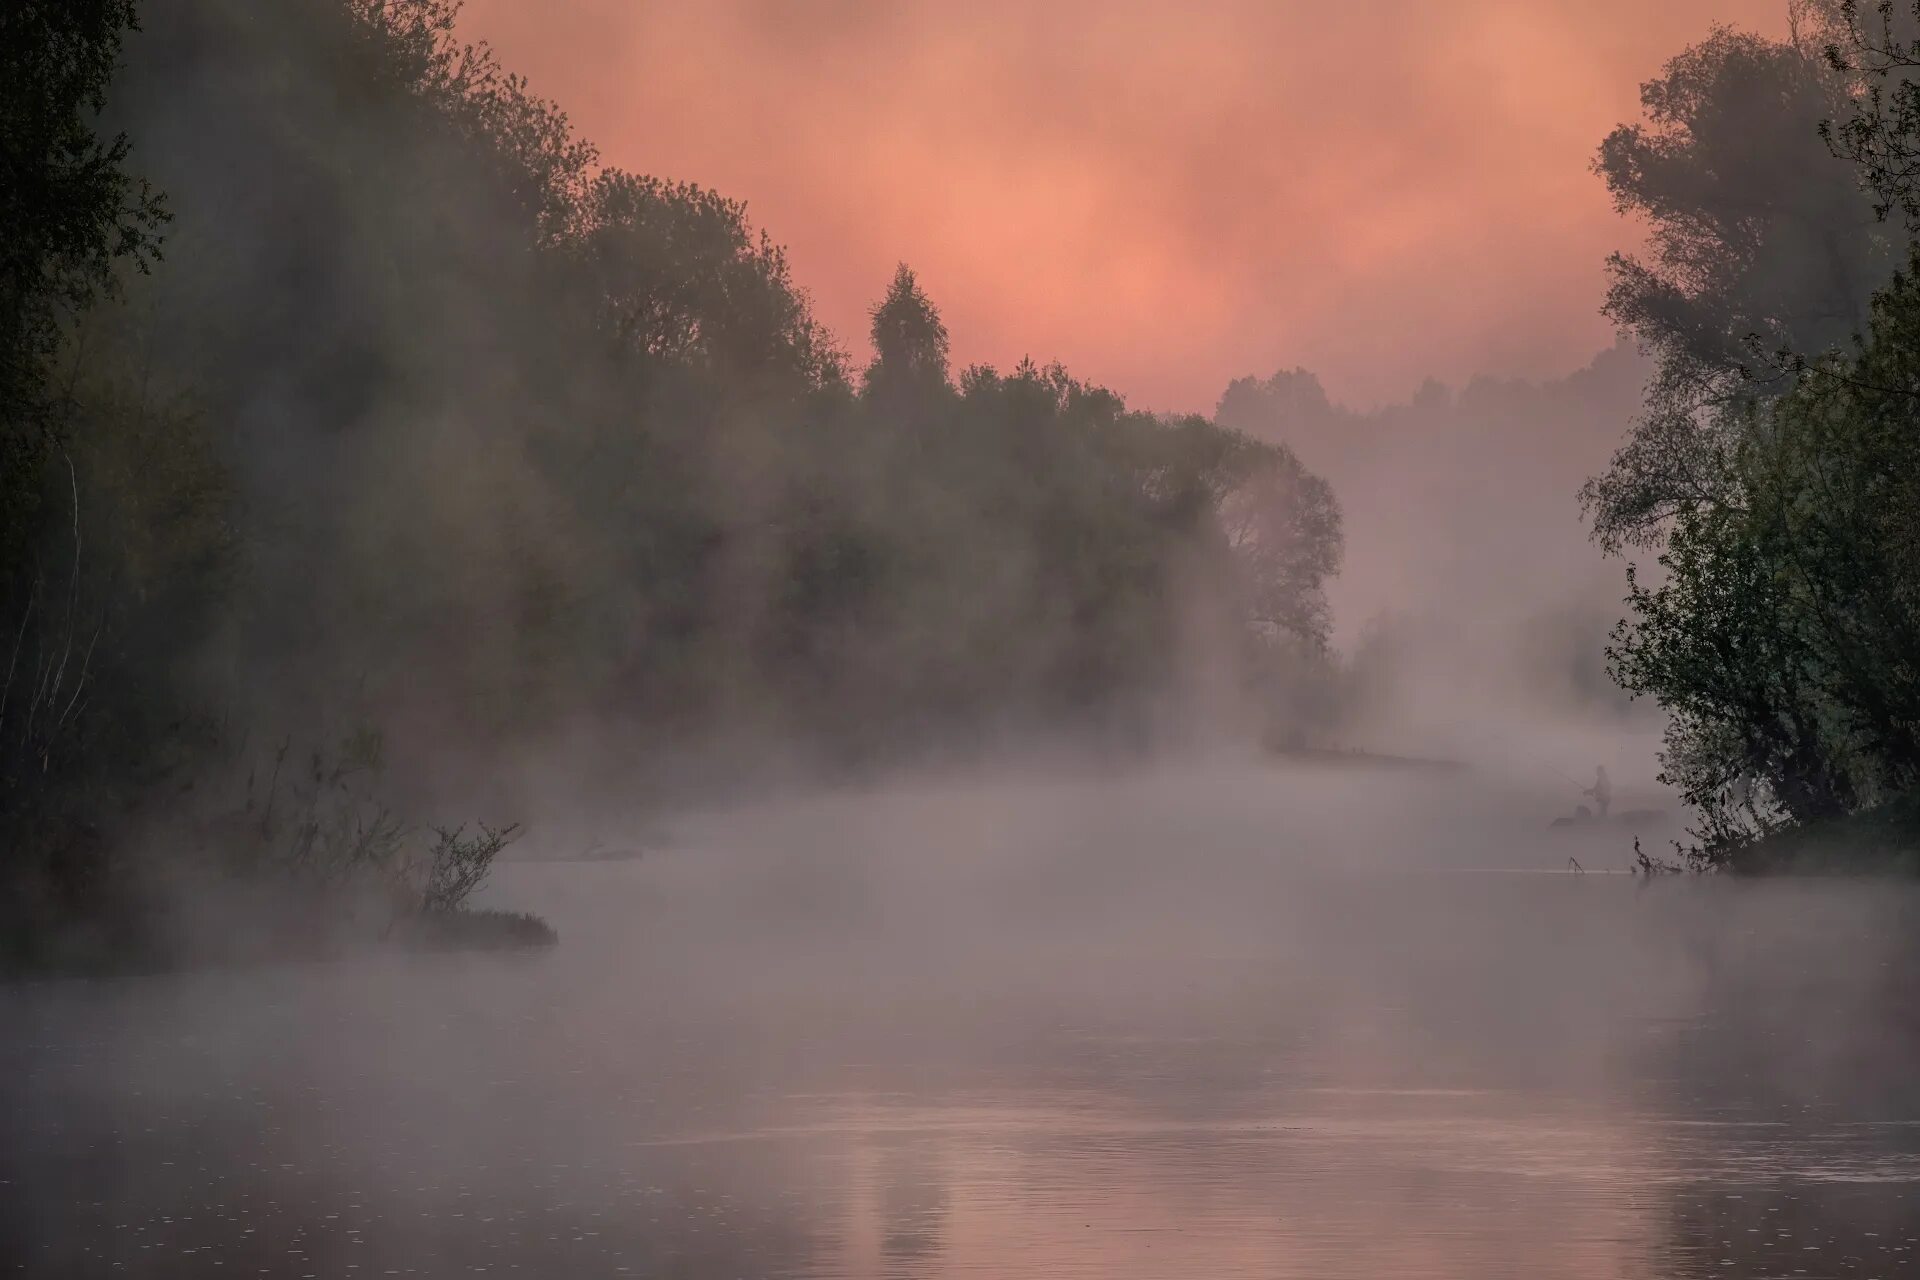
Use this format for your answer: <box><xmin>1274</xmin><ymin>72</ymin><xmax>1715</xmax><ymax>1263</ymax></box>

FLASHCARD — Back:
<box><xmin>1604</xmin><ymin>308</ymin><xmax>1920</xmax><ymax>862</ymax></box>
<box><xmin>242</xmin><ymin>729</ymin><xmax>399</xmax><ymax>886</ymax></box>
<box><xmin>570</xmin><ymin>169</ymin><xmax>845</xmax><ymax>387</ymax></box>
<box><xmin>1583</xmin><ymin>9</ymin><xmax>1920</xmax><ymax>866</ymax></box>
<box><xmin>418</xmin><ymin>823</ymin><xmax>519</xmax><ymax>913</ymax></box>
<box><xmin>1216</xmin><ymin>445</ymin><xmax>1342</xmax><ymax>650</ymax></box>
<box><xmin>1582</xmin><ymin>22</ymin><xmax>1889</xmax><ymax>552</ymax></box>
<box><xmin>241</xmin><ymin>729</ymin><xmax>517</xmax><ymax>914</ymax></box>
<box><xmin>0</xmin><ymin>0</ymin><xmax>1349</xmax><ymax>949</ymax></box>
<box><xmin>1730</xmin><ymin>788</ymin><xmax>1920</xmax><ymax>873</ymax></box>
<box><xmin>0</xmin><ymin>312</ymin><xmax>234</xmax><ymax>921</ymax></box>
<box><xmin>1821</xmin><ymin>1</ymin><xmax>1920</xmax><ymax>224</ymax></box>
<box><xmin>0</xmin><ymin>0</ymin><xmax>168</xmax><ymax>452</ymax></box>
<box><xmin>1600</xmin><ymin>211</ymin><xmax>1920</xmax><ymax>863</ymax></box>
<box><xmin>0</xmin><ymin>12</ymin><xmax>167</xmax><ymax>766</ymax></box>
<box><xmin>864</xmin><ymin>264</ymin><xmax>952</xmax><ymax>402</ymax></box>
<box><xmin>343</xmin><ymin>0</ymin><xmax>595</xmax><ymax>245</ymax></box>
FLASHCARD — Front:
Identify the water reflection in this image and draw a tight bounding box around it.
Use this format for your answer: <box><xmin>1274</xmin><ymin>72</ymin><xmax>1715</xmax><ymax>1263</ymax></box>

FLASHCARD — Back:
<box><xmin>4</xmin><ymin>772</ymin><xmax>1920</xmax><ymax>1278</ymax></box>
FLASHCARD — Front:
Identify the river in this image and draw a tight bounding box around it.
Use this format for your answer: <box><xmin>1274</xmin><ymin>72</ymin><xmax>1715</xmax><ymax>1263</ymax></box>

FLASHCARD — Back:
<box><xmin>4</xmin><ymin>762</ymin><xmax>1918</xmax><ymax>1277</ymax></box>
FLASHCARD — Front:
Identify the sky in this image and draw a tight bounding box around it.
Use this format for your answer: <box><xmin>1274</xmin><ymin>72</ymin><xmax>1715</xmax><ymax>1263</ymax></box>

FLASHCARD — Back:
<box><xmin>459</xmin><ymin>0</ymin><xmax>1791</xmax><ymax>413</ymax></box>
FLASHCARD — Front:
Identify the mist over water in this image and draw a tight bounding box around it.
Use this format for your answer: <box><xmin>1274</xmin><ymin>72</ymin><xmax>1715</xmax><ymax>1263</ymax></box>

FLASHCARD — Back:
<box><xmin>11</xmin><ymin>3</ymin><xmax>1920</xmax><ymax>1276</ymax></box>
<box><xmin>7</xmin><ymin>761</ymin><xmax>1920</xmax><ymax>1278</ymax></box>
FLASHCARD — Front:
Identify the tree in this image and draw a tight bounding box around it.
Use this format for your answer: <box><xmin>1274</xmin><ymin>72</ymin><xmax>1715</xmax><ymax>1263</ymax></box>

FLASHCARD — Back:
<box><xmin>1216</xmin><ymin>446</ymin><xmax>1342</xmax><ymax>651</ymax></box>
<box><xmin>1821</xmin><ymin>1</ymin><xmax>1920</xmax><ymax>224</ymax></box>
<box><xmin>1583</xmin><ymin>24</ymin><xmax>1890</xmax><ymax>550</ymax></box>
<box><xmin>343</xmin><ymin>0</ymin><xmax>595</xmax><ymax>247</ymax></box>
<box><xmin>1739</xmin><ymin>260</ymin><xmax>1920</xmax><ymax>783</ymax></box>
<box><xmin>1583</xmin><ymin>9</ymin><xmax>1920</xmax><ymax>860</ymax></box>
<box><xmin>568</xmin><ymin>169</ymin><xmax>843</xmax><ymax>389</ymax></box>
<box><xmin>863</xmin><ymin>264</ymin><xmax>951</xmax><ymax>401</ymax></box>
<box><xmin>0</xmin><ymin>0</ymin><xmax>1363</xmax><ymax>959</ymax></box>
<box><xmin>1605</xmin><ymin>248</ymin><xmax>1920</xmax><ymax>858</ymax></box>
<box><xmin>0</xmin><ymin>0</ymin><xmax>167</xmax><ymax>556</ymax></box>
<box><xmin>1214</xmin><ymin>368</ymin><xmax>1345</xmax><ymax>448</ymax></box>
<box><xmin>1610</xmin><ymin>503</ymin><xmax>1863</xmax><ymax>853</ymax></box>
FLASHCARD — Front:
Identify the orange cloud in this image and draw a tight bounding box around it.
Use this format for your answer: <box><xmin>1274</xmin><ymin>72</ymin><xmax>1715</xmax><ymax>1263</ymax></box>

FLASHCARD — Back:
<box><xmin>459</xmin><ymin>0</ymin><xmax>1790</xmax><ymax>411</ymax></box>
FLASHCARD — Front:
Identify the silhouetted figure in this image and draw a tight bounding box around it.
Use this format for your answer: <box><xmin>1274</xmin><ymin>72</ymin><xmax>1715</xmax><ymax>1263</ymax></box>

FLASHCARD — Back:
<box><xmin>1585</xmin><ymin>765</ymin><xmax>1613</xmax><ymax>819</ymax></box>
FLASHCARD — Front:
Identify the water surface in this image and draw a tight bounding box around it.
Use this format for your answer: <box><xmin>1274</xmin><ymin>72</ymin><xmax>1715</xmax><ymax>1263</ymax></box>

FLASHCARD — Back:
<box><xmin>5</xmin><ymin>765</ymin><xmax>1919</xmax><ymax>1277</ymax></box>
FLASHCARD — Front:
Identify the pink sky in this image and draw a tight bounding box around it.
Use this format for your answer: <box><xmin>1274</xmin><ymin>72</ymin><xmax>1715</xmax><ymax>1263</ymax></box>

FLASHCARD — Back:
<box><xmin>460</xmin><ymin>1</ymin><xmax>1790</xmax><ymax>412</ymax></box>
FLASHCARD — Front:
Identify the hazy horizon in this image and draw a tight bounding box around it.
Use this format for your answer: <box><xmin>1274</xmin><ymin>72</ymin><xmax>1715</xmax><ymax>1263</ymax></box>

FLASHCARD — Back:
<box><xmin>459</xmin><ymin>0</ymin><xmax>1789</xmax><ymax>412</ymax></box>
<box><xmin>10</xmin><ymin>5</ymin><xmax>1920</xmax><ymax>1278</ymax></box>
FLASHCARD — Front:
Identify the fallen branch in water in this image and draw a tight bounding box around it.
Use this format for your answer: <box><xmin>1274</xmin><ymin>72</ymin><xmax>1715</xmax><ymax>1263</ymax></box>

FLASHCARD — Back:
<box><xmin>1631</xmin><ymin>836</ymin><xmax>1687</xmax><ymax>876</ymax></box>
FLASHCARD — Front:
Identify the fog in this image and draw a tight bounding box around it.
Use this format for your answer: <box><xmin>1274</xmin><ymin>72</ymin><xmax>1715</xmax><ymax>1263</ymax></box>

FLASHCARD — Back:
<box><xmin>8</xmin><ymin>763</ymin><xmax>1920</xmax><ymax>1276</ymax></box>
<box><xmin>455</xmin><ymin>0</ymin><xmax>1791</xmax><ymax>411</ymax></box>
<box><xmin>5</xmin><ymin>1</ymin><xmax>1920</xmax><ymax>1277</ymax></box>
<box><xmin>1216</xmin><ymin>339</ymin><xmax>1664</xmax><ymax>781</ymax></box>
<box><xmin>63</xmin><ymin>0</ymin><xmax>1670</xmax><ymax>820</ymax></box>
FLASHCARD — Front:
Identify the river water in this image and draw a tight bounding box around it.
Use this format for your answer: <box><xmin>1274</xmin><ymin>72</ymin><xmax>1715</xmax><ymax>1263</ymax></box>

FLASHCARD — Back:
<box><xmin>4</xmin><ymin>763</ymin><xmax>1919</xmax><ymax>1277</ymax></box>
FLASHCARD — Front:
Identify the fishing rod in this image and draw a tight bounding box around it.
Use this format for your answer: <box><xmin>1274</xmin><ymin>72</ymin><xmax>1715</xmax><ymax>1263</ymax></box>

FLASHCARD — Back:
<box><xmin>1466</xmin><ymin>727</ymin><xmax>1599</xmax><ymax>795</ymax></box>
<box><xmin>1540</xmin><ymin>761</ymin><xmax>1586</xmax><ymax>790</ymax></box>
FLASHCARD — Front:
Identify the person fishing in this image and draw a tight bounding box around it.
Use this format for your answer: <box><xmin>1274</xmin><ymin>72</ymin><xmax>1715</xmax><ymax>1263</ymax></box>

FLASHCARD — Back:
<box><xmin>1584</xmin><ymin>765</ymin><xmax>1613</xmax><ymax>819</ymax></box>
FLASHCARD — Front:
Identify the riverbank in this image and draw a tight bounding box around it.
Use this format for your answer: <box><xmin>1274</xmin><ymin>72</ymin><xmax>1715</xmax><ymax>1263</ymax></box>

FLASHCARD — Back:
<box><xmin>1267</xmin><ymin>743</ymin><xmax>1468</xmax><ymax>773</ymax></box>
<box><xmin>1730</xmin><ymin>793</ymin><xmax>1920</xmax><ymax>876</ymax></box>
<box><xmin>0</xmin><ymin>904</ymin><xmax>557</xmax><ymax>982</ymax></box>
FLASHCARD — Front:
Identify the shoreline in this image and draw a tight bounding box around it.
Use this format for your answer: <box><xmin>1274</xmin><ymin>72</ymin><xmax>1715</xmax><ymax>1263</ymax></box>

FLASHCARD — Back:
<box><xmin>1730</xmin><ymin>794</ymin><xmax>1920</xmax><ymax>878</ymax></box>
<box><xmin>0</xmin><ymin>906</ymin><xmax>557</xmax><ymax>984</ymax></box>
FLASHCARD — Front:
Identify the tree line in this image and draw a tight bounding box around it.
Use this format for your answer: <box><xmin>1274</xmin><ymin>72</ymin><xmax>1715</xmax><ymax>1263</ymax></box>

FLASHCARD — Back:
<box><xmin>0</xmin><ymin>0</ymin><xmax>1342</xmax><ymax>954</ymax></box>
<box><xmin>1590</xmin><ymin>0</ymin><xmax>1920</xmax><ymax>862</ymax></box>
